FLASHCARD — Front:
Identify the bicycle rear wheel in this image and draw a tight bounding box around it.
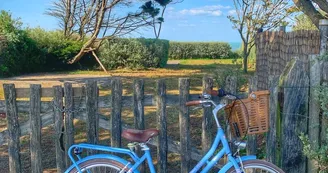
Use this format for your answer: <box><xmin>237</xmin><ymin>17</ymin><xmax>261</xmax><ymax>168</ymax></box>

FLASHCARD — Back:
<box><xmin>67</xmin><ymin>158</ymin><xmax>133</xmax><ymax>173</ymax></box>
<box><xmin>227</xmin><ymin>159</ymin><xmax>284</xmax><ymax>173</ymax></box>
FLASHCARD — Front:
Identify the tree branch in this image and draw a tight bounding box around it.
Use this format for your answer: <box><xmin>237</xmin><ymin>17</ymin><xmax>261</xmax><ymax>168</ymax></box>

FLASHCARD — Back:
<box><xmin>292</xmin><ymin>0</ymin><xmax>325</xmax><ymax>28</ymax></box>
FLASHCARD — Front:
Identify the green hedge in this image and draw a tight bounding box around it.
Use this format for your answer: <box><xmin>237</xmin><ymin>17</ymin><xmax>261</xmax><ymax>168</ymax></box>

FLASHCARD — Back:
<box><xmin>168</xmin><ymin>42</ymin><xmax>232</xmax><ymax>59</ymax></box>
<box><xmin>98</xmin><ymin>38</ymin><xmax>169</xmax><ymax>69</ymax></box>
<box><xmin>27</xmin><ymin>28</ymin><xmax>84</xmax><ymax>71</ymax></box>
<box><xmin>0</xmin><ymin>11</ymin><xmax>46</xmax><ymax>77</ymax></box>
<box><xmin>0</xmin><ymin>11</ymin><xmax>86</xmax><ymax>77</ymax></box>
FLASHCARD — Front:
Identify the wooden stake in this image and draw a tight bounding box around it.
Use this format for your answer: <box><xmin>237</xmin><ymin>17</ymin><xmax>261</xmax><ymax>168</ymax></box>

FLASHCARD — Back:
<box><xmin>92</xmin><ymin>51</ymin><xmax>108</xmax><ymax>74</ymax></box>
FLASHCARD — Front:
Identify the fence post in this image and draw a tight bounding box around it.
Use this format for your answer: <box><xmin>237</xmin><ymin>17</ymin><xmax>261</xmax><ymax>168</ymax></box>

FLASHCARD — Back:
<box><xmin>224</xmin><ymin>76</ymin><xmax>237</xmax><ymax>153</ymax></box>
<box><xmin>307</xmin><ymin>55</ymin><xmax>321</xmax><ymax>173</ymax></box>
<box><xmin>156</xmin><ymin>79</ymin><xmax>167</xmax><ymax>173</ymax></box>
<box><xmin>111</xmin><ymin>78</ymin><xmax>122</xmax><ymax>148</ymax></box>
<box><xmin>319</xmin><ymin>19</ymin><xmax>328</xmax><ymax>144</ymax></box>
<box><xmin>133</xmin><ymin>79</ymin><xmax>145</xmax><ymax>173</ymax></box>
<box><xmin>53</xmin><ymin>86</ymin><xmax>65</xmax><ymax>172</ymax></box>
<box><xmin>266</xmin><ymin>75</ymin><xmax>279</xmax><ymax>165</ymax></box>
<box><xmin>279</xmin><ymin>59</ymin><xmax>309</xmax><ymax>173</ymax></box>
<box><xmin>202</xmin><ymin>76</ymin><xmax>214</xmax><ymax>154</ymax></box>
<box><xmin>247</xmin><ymin>76</ymin><xmax>257</xmax><ymax>155</ymax></box>
<box><xmin>179</xmin><ymin>78</ymin><xmax>190</xmax><ymax>173</ymax></box>
<box><xmin>86</xmin><ymin>80</ymin><xmax>99</xmax><ymax>155</ymax></box>
<box><xmin>319</xmin><ymin>19</ymin><xmax>328</xmax><ymax>55</ymax></box>
<box><xmin>225</xmin><ymin>76</ymin><xmax>237</xmax><ymax>95</ymax></box>
<box><xmin>134</xmin><ymin>79</ymin><xmax>145</xmax><ymax>130</ymax></box>
<box><xmin>64</xmin><ymin>83</ymin><xmax>75</xmax><ymax>167</ymax></box>
<box><xmin>3</xmin><ymin>84</ymin><xmax>21</xmax><ymax>173</ymax></box>
<box><xmin>29</xmin><ymin>84</ymin><xmax>42</xmax><ymax>173</ymax></box>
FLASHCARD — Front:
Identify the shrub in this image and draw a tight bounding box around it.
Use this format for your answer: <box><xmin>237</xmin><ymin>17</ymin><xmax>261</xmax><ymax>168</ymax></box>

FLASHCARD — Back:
<box><xmin>0</xmin><ymin>11</ymin><xmax>46</xmax><ymax>77</ymax></box>
<box><xmin>138</xmin><ymin>38</ymin><xmax>169</xmax><ymax>68</ymax></box>
<box><xmin>168</xmin><ymin>42</ymin><xmax>232</xmax><ymax>59</ymax></box>
<box><xmin>27</xmin><ymin>27</ymin><xmax>84</xmax><ymax>71</ymax></box>
<box><xmin>300</xmin><ymin>130</ymin><xmax>328</xmax><ymax>172</ymax></box>
<box><xmin>98</xmin><ymin>38</ymin><xmax>169</xmax><ymax>69</ymax></box>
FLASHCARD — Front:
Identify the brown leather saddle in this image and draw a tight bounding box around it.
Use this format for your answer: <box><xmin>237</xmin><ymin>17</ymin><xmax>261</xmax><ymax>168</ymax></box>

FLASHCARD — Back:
<box><xmin>122</xmin><ymin>128</ymin><xmax>159</xmax><ymax>143</ymax></box>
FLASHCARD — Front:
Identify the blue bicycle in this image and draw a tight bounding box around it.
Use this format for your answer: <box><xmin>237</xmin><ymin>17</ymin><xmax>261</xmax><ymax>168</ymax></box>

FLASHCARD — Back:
<box><xmin>64</xmin><ymin>90</ymin><xmax>284</xmax><ymax>173</ymax></box>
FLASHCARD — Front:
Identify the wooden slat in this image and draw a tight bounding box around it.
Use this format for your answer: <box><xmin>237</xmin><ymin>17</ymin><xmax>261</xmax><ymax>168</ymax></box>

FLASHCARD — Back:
<box><xmin>64</xmin><ymin>83</ymin><xmax>75</xmax><ymax>168</ymax></box>
<box><xmin>157</xmin><ymin>80</ymin><xmax>167</xmax><ymax>173</ymax></box>
<box><xmin>202</xmin><ymin>77</ymin><xmax>213</xmax><ymax>154</ymax></box>
<box><xmin>133</xmin><ymin>79</ymin><xmax>145</xmax><ymax>173</ymax></box>
<box><xmin>319</xmin><ymin>21</ymin><xmax>328</xmax><ymax>146</ymax></box>
<box><xmin>225</xmin><ymin>76</ymin><xmax>238</xmax><ymax>154</ymax></box>
<box><xmin>179</xmin><ymin>78</ymin><xmax>190</xmax><ymax>173</ymax></box>
<box><xmin>3</xmin><ymin>84</ymin><xmax>22</xmax><ymax>173</ymax></box>
<box><xmin>133</xmin><ymin>79</ymin><xmax>145</xmax><ymax>130</ymax></box>
<box><xmin>0</xmin><ymin>101</ymin><xmax>52</xmax><ymax>113</ymax></box>
<box><xmin>280</xmin><ymin>59</ymin><xmax>309</xmax><ymax>173</ymax></box>
<box><xmin>319</xmin><ymin>19</ymin><xmax>328</xmax><ymax>56</ymax></box>
<box><xmin>53</xmin><ymin>86</ymin><xmax>65</xmax><ymax>172</ymax></box>
<box><xmin>266</xmin><ymin>75</ymin><xmax>279</xmax><ymax>165</ymax></box>
<box><xmin>29</xmin><ymin>84</ymin><xmax>42</xmax><ymax>173</ymax></box>
<box><xmin>308</xmin><ymin>55</ymin><xmax>321</xmax><ymax>173</ymax></box>
<box><xmin>86</xmin><ymin>80</ymin><xmax>99</xmax><ymax>155</ymax></box>
<box><xmin>15</xmin><ymin>87</ymin><xmax>84</xmax><ymax>98</ymax></box>
<box><xmin>111</xmin><ymin>78</ymin><xmax>122</xmax><ymax>148</ymax></box>
<box><xmin>321</xmin><ymin>62</ymin><xmax>328</xmax><ymax>145</ymax></box>
<box><xmin>247</xmin><ymin>76</ymin><xmax>257</xmax><ymax>155</ymax></box>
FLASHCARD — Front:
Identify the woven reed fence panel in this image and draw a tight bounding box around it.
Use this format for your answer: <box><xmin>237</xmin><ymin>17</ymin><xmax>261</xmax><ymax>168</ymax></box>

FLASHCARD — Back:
<box><xmin>255</xmin><ymin>30</ymin><xmax>320</xmax><ymax>90</ymax></box>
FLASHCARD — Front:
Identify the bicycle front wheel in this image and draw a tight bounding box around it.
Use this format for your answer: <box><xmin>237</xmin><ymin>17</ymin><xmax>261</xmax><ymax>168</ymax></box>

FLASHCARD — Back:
<box><xmin>227</xmin><ymin>159</ymin><xmax>284</xmax><ymax>173</ymax></box>
<box><xmin>67</xmin><ymin>158</ymin><xmax>133</xmax><ymax>173</ymax></box>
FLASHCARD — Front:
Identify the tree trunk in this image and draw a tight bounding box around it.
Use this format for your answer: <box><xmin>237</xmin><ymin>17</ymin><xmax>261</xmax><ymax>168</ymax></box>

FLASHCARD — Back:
<box><xmin>68</xmin><ymin>1</ymin><xmax>107</xmax><ymax>64</ymax></box>
<box><xmin>243</xmin><ymin>44</ymin><xmax>248</xmax><ymax>73</ymax></box>
<box><xmin>292</xmin><ymin>0</ymin><xmax>325</xmax><ymax>28</ymax></box>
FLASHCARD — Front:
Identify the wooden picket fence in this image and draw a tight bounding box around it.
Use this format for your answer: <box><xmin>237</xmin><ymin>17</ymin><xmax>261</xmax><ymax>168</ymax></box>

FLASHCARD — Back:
<box><xmin>0</xmin><ymin>76</ymin><xmax>240</xmax><ymax>173</ymax></box>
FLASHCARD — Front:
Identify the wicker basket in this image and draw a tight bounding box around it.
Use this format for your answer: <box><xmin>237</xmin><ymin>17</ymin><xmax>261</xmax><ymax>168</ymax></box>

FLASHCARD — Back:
<box><xmin>224</xmin><ymin>90</ymin><xmax>270</xmax><ymax>138</ymax></box>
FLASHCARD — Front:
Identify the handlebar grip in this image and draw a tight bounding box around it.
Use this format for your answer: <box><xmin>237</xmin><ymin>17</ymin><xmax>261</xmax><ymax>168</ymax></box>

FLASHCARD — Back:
<box><xmin>186</xmin><ymin>100</ymin><xmax>202</xmax><ymax>106</ymax></box>
<box><xmin>207</xmin><ymin>90</ymin><xmax>218</xmax><ymax>96</ymax></box>
<box><xmin>206</xmin><ymin>89</ymin><xmax>226</xmax><ymax>97</ymax></box>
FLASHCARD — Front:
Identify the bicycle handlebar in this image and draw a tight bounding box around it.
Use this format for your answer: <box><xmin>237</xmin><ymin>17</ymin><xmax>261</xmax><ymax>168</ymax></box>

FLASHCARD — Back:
<box><xmin>185</xmin><ymin>100</ymin><xmax>203</xmax><ymax>106</ymax></box>
<box><xmin>185</xmin><ymin>89</ymin><xmax>236</xmax><ymax>107</ymax></box>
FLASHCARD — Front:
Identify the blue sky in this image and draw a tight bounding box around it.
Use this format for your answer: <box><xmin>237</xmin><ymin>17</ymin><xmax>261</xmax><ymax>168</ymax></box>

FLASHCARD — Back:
<box><xmin>0</xmin><ymin>0</ymin><xmax>241</xmax><ymax>42</ymax></box>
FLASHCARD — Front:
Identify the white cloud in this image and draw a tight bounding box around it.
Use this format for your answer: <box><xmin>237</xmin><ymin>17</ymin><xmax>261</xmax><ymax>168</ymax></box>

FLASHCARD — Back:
<box><xmin>179</xmin><ymin>5</ymin><xmax>230</xmax><ymax>17</ymax></box>
<box><xmin>228</xmin><ymin>10</ymin><xmax>237</xmax><ymax>16</ymax></box>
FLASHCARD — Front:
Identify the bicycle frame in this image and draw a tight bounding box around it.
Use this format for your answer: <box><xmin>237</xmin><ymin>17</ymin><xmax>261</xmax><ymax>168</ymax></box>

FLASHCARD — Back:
<box><xmin>66</xmin><ymin>102</ymin><xmax>256</xmax><ymax>173</ymax></box>
<box><xmin>189</xmin><ymin>102</ymin><xmax>243</xmax><ymax>173</ymax></box>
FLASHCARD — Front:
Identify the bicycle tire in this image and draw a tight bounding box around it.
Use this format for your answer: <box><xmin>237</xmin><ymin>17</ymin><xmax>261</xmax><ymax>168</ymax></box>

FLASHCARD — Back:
<box><xmin>226</xmin><ymin>159</ymin><xmax>284</xmax><ymax>173</ymax></box>
<box><xmin>67</xmin><ymin>158</ymin><xmax>134</xmax><ymax>173</ymax></box>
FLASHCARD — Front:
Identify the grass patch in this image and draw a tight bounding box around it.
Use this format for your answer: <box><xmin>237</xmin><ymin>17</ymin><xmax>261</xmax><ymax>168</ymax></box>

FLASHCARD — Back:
<box><xmin>0</xmin><ymin>59</ymin><xmax>254</xmax><ymax>99</ymax></box>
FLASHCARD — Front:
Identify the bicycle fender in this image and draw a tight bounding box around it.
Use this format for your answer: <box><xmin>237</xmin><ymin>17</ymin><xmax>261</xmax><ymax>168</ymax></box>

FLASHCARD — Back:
<box><xmin>65</xmin><ymin>154</ymin><xmax>140</xmax><ymax>173</ymax></box>
<box><xmin>218</xmin><ymin>155</ymin><xmax>256</xmax><ymax>173</ymax></box>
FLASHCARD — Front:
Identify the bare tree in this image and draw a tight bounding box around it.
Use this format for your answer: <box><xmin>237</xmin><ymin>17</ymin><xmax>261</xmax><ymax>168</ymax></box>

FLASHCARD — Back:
<box><xmin>228</xmin><ymin>0</ymin><xmax>290</xmax><ymax>73</ymax></box>
<box><xmin>292</xmin><ymin>0</ymin><xmax>328</xmax><ymax>28</ymax></box>
<box><xmin>46</xmin><ymin>0</ymin><xmax>162</xmax><ymax>64</ymax></box>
